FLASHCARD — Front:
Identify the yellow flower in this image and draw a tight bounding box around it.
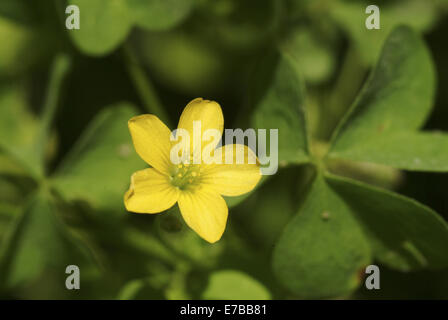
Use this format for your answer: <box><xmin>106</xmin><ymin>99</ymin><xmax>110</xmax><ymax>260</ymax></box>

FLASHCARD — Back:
<box><xmin>124</xmin><ymin>98</ymin><xmax>262</xmax><ymax>243</ymax></box>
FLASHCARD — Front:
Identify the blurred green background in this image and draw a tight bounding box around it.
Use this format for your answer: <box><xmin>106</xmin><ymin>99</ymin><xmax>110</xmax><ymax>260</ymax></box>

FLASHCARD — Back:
<box><xmin>0</xmin><ymin>0</ymin><xmax>448</xmax><ymax>299</ymax></box>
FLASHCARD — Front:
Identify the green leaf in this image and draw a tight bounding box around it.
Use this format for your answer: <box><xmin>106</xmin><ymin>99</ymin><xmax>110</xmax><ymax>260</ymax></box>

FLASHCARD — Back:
<box><xmin>330</xmin><ymin>0</ymin><xmax>439</xmax><ymax>65</ymax></box>
<box><xmin>329</xmin><ymin>131</ymin><xmax>448</xmax><ymax>172</ymax></box>
<box><xmin>67</xmin><ymin>0</ymin><xmax>195</xmax><ymax>56</ymax></box>
<box><xmin>329</xmin><ymin>26</ymin><xmax>435</xmax><ymax>153</ymax></box>
<box><xmin>201</xmin><ymin>270</ymin><xmax>271</xmax><ymax>300</ymax></box>
<box><xmin>0</xmin><ymin>190</ymin><xmax>93</xmax><ymax>289</ymax></box>
<box><xmin>0</xmin><ymin>17</ymin><xmax>37</xmax><ymax>75</ymax></box>
<box><xmin>68</xmin><ymin>0</ymin><xmax>132</xmax><ymax>56</ymax></box>
<box><xmin>140</xmin><ymin>31</ymin><xmax>225</xmax><ymax>95</ymax></box>
<box><xmin>253</xmin><ymin>53</ymin><xmax>310</xmax><ymax>166</ymax></box>
<box><xmin>117</xmin><ymin>277</ymin><xmax>165</xmax><ymax>300</ymax></box>
<box><xmin>280</xmin><ymin>28</ymin><xmax>335</xmax><ymax>84</ymax></box>
<box><xmin>272</xmin><ymin>175</ymin><xmax>371</xmax><ymax>298</ymax></box>
<box><xmin>128</xmin><ymin>0</ymin><xmax>193</xmax><ymax>31</ymax></box>
<box><xmin>52</xmin><ymin>103</ymin><xmax>145</xmax><ymax>213</ymax></box>
<box><xmin>0</xmin><ymin>85</ymin><xmax>41</xmax><ymax>176</ymax></box>
<box><xmin>0</xmin><ymin>0</ymin><xmax>36</xmax><ymax>25</ymax></box>
<box><xmin>327</xmin><ymin>174</ymin><xmax>448</xmax><ymax>271</ymax></box>
<box><xmin>0</xmin><ymin>203</ymin><xmax>18</xmax><ymax>250</ymax></box>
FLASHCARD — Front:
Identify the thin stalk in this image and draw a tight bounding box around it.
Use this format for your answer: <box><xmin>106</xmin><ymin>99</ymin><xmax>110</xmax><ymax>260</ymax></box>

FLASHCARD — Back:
<box><xmin>36</xmin><ymin>53</ymin><xmax>71</xmax><ymax>177</ymax></box>
<box><xmin>318</xmin><ymin>45</ymin><xmax>366</xmax><ymax>140</ymax></box>
<box><xmin>123</xmin><ymin>44</ymin><xmax>171</xmax><ymax>127</ymax></box>
<box><xmin>40</xmin><ymin>54</ymin><xmax>71</xmax><ymax>134</ymax></box>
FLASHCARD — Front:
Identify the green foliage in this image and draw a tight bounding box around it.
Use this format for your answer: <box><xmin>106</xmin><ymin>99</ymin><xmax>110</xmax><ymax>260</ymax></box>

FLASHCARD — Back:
<box><xmin>68</xmin><ymin>0</ymin><xmax>194</xmax><ymax>56</ymax></box>
<box><xmin>1</xmin><ymin>0</ymin><xmax>448</xmax><ymax>300</ymax></box>
<box><xmin>329</xmin><ymin>132</ymin><xmax>448</xmax><ymax>172</ymax></box>
<box><xmin>0</xmin><ymin>190</ymin><xmax>94</xmax><ymax>290</ymax></box>
<box><xmin>327</xmin><ymin>175</ymin><xmax>448</xmax><ymax>271</ymax></box>
<box><xmin>68</xmin><ymin>0</ymin><xmax>132</xmax><ymax>56</ymax></box>
<box><xmin>128</xmin><ymin>0</ymin><xmax>193</xmax><ymax>31</ymax></box>
<box><xmin>201</xmin><ymin>270</ymin><xmax>271</xmax><ymax>300</ymax></box>
<box><xmin>52</xmin><ymin>104</ymin><xmax>145</xmax><ymax>213</ymax></box>
<box><xmin>253</xmin><ymin>54</ymin><xmax>310</xmax><ymax>165</ymax></box>
<box><xmin>330</xmin><ymin>26</ymin><xmax>435</xmax><ymax>151</ymax></box>
<box><xmin>273</xmin><ymin>175</ymin><xmax>371</xmax><ymax>298</ymax></box>
<box><xmin>0</xmin><ymin>85</ymin><xmax>40</xmax><ymax>175</ymax></box>
<box><xmin>330</xmin><ymin>0</ymin><xmax>439</xmax><ymax>65</ymax></box>
<box><xmin>268</xmin><ymin>25</ymin><xmax>448</xmax><ymax>298</ymax></box>
<box><xmin>280</xmin><ymin>28</ymin><xmax>335</xmax><ymax>84</ymax></box>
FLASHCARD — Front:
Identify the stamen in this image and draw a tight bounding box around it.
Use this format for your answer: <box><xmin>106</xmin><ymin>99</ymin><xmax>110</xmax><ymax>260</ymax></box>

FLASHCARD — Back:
<box><xmin>170</xmin><ymin>161</ymin><xmax>201</xmax><ymax>190</ymax></box>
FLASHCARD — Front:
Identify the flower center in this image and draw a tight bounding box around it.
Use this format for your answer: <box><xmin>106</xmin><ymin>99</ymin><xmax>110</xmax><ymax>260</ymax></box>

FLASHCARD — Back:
<box><xmin>170</xmin><ymin>162</ymin><xmax>201</xmax><ymax>190</ymax></box>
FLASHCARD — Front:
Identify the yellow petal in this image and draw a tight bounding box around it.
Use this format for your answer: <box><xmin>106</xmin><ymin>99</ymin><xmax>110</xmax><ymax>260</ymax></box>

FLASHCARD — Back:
<box><xmin>128</xmin><ymin>114</ymin><xmax>173</xmax><ymax>175</ymax></box>
<box><xmin>201</xmin><ymin>144</ymin><xmax>261</xmax><ymax>197</ymax></box>
<box><xmin>177</xmin><ymin>98</ymin><xmax>224</xmax><ymax>158</ymax></box>
<box><xmin>178</xmin><ymin>189</ymin><xmax>228</xmax><ymax>243</ymax></box>
<box><xmin>125</xmin><ymin>168</ymin><xmax>179</xmax><ymax>213</ymax></box>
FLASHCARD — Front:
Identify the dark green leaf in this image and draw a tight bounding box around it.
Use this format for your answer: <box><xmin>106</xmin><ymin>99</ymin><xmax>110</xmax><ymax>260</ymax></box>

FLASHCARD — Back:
<box><xmin>329</xmin><ymin>132</ymin><xmax>448</xmax><ymax>172</ymax></box>
<box><xmin>327</xmin><ymin>174</ymin><xmax>448</xmax><ymax>271</ymax></box>
<box><xmin>52</xmin><ymin>103</ymin><xmax>145</xmax><ymax>213</ymax></box>
<box><xmin>0</xmin><ymin>0</ymin><xmax>36</xmax><ymax>24</ymax></box>
<box><xmin>0</xmin><ymin>190</ymin><xmax>93</xmax><ymax>288</ymax></box>
<box><xmin>272</xmin><ymin>175</ymin><xmax>371</xmax><ymax>298</ymax></box>
<box><xmin>330</xmin><ymin>26</ymin><xmax>435</xmax><ymax>153</ymax></box>
<box><xmin>253</xmin><ymin>54</ymin><xmax>310</xmax><ymax>166</ymax></box>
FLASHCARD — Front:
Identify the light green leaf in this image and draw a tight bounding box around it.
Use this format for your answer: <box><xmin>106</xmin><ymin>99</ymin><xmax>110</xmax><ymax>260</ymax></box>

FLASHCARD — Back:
<box><xmin>330</xmin><ymin>26</ymin><xmax>435</xmax><ymax>153</ymax></box>
<box><xmin>280</xmin><ymin>28</ymin><xmax>335</xmax><ymax>84</ymax></box>
<box><xmin>0</xmin><ymin>85</ymin><xmax>41</xmax><ymax>176</ymax></box>
<box><xmin>201</xmin><ymin>270</ymin><xmax>271</xmax><ymax>300</ymax></box>
<box><xmin>67</xmin><ymin>0</ymin><xmax>195</xmax><ymax>56</ymax></box>
<box><xmin>68</xmin><ymin>0</ymin><xmax>132</xmax><ymax>56</ymax></box>
<box><xmin>117</xmin><ymin>276</ymin><xmax>165</xmax><ymax>300</ymax></box>
<box><xmin>253</xmin><ymin>53</ymin><xmax>310</xmax><ymax>166</ymax></box>
<box><xmin>128</xmin><ymin>0</ymin><xmax>193</xmax><ymax>31</ymax></box>
<box><xmin>140</xmin><ymin>31</ymin><xmax>225</xmax><ymax>95</ymax></box>
<box><xmin>329</xmin><ymin>131</ymin><xmax>448</xmax><ymax>172</ymax></box>
<box><xmin>327</xmin><ymin>174</ymin><xmax>448</xmax><ymax>271</ymax></box>
<box><xmin>0</xmin><ymin>17</ymin><xmax>37</xmax><ymax>75</ymax></box>
<box><xmin>52</xmin><ymin>103</ymin><xmax>145</xmax><ymax>213</ymax></box>
<box><xmin>0</xmin><ymin>190</ymin><xmax>93</xmax><ymax>288</ymax></box>
<box><xmin>272</xmin><ymin>175</ymin><xmax>371</xmax><ymax>298</ymax></box>
<box><xmin>330</xmin><ymin>0</ymin><xmax>439</xmax><ymax>65</ymax></box>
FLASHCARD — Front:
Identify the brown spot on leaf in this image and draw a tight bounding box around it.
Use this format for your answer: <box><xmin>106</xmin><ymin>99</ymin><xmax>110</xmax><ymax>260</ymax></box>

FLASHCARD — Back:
<box><xmin>321</xmin><ymin>211</ymin><xmax>330</xmax><ymax>221</ymax></box>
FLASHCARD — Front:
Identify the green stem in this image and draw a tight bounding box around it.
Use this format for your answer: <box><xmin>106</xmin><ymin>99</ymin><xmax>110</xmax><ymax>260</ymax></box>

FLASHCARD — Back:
<box><xmin>123</xmin><ymin>45</ymin><xmax>171</xmax><ymax>126</ymax></box>
<box><xmin>40</xmin><ymin>54</ymin><xmax>71</xmax><ymax>134</ymax></box>
<box><xmin>124</xmin><ymin>227</ymin><xmax>179</xmax><ymax>267</ymax></box>
<box><xmin>35</xmin><ymin>54</ymin><xmax>71</xmax><ymax>178</ymax></box>
<box><xmin>318</xmin><ymin>45</ymin><xmax>366</xmax><ymax>140</ymax></box>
